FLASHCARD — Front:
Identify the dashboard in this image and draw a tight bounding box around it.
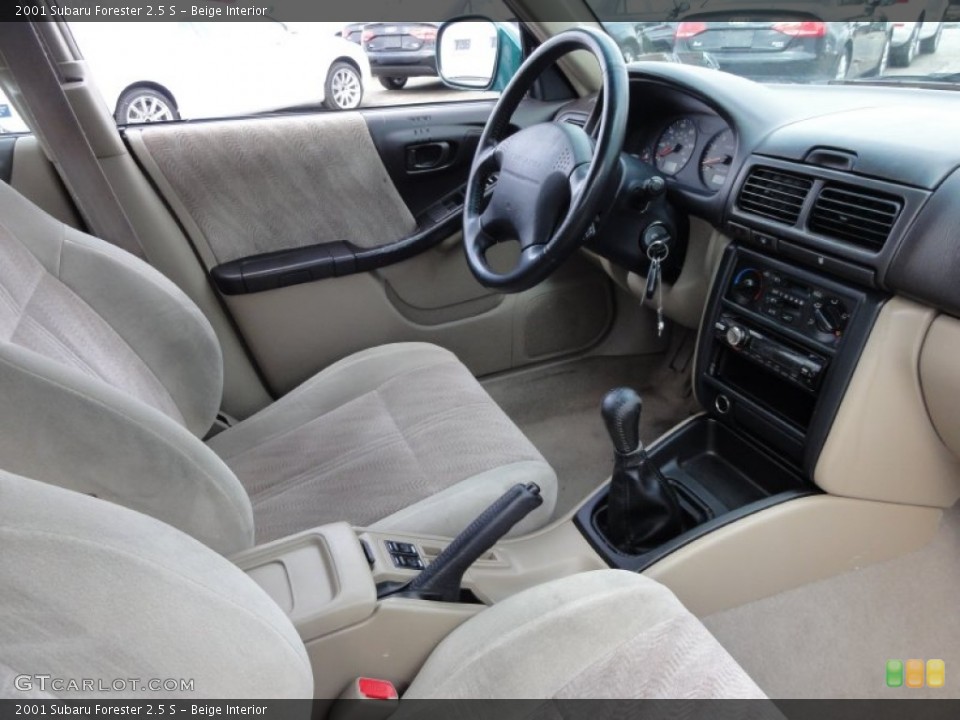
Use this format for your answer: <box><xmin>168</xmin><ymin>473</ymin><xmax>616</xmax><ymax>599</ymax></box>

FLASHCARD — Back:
<box><xmin>564</xmin><ymin>62</ymin><xmax>960</xmax><ymax>321</ymax></box>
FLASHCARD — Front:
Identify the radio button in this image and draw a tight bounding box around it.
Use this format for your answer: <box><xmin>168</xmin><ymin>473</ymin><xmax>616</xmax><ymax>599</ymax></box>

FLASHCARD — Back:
<box><xmin>726</xmin><ymin>325</ymin><xmax>750</xmax><ymax>348</ymax></box>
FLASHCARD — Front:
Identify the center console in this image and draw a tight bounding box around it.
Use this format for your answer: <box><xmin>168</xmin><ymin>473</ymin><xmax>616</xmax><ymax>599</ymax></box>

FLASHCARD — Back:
<box><xmin>575</xmin><ymin>244</ymin><xmax>885</xmax><ymax>570</ymax></box>
<box><xmin>698</xmin><ymin>246</ymin><xmax>883</xmax><ymax>470</ymax></box>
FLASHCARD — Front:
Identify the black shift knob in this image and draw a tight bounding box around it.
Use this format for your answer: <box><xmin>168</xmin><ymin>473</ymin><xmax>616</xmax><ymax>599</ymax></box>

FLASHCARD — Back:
<box><xmin>602</xmin><ymin>388</ymin><xmax>643</xmax><ymax>456</ymax></box>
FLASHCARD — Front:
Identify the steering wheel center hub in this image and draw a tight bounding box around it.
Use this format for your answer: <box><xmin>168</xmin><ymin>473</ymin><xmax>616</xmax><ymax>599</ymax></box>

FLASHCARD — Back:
<box><xmin>462</xmin><ymin>27</ymin><xmax>629</xmax><ymax>293</ymax></box>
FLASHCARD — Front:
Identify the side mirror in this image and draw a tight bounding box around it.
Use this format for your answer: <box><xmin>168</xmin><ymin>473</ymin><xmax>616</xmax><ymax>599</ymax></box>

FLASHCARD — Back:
<box><xmin>437</xmin><ymin>19</ymin><xmax>522</xmax><ymax>92</ymax></box>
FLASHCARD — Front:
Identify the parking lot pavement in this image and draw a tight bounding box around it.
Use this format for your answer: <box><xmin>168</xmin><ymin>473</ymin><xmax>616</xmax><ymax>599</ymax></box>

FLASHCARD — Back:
<box><xmin>363</xmin><ymin>77</ymin><xmax>497</xmax><ymax>108</ymax></box>
<box><xmin>885</xmin><ymin>26</ymin><xmax>960</xmax><ymax>77</ymax></box>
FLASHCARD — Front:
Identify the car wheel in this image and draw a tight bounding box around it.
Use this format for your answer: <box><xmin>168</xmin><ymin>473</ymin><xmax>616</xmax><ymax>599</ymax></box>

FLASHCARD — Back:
<box><xmin>324</xmin><ymin>62</ymin><xmax>364</xmax><ymax>111</ymax></box>
<box><xmin>872</xmin><ymin>35</ymin><xmax>891</xmax><ymax>77</ymax></box>
<box><xmin>379</xmin><ymin>77</ymin><xmax>408</xmax><ymax>91</ymax></box>
<box><xmin>920</xmin><ymin>23</ymin><xmax>943</xmax><ymax>54</ymax></box>
<box><xmin>115</xmin><ymin>87</ymin><xmax>179</xmax><ymax>125</ymax></box>
<box><xmin>834</xmin><ymin>48</ymin><xmax>851</xmax><ymax>81</ymax></box>
<box><xmin>891</xmin><ymin>24</ymin><xmax>920</xmax><ymax>67</ymax></box>
<box><xmin>620</xmin><ymin>43</ymin><xmax>639</xmax><ymax>63</ymax></box>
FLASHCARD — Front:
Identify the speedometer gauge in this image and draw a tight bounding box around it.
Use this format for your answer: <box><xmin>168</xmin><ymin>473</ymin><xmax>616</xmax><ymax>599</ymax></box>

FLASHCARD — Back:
<box><xmin>700</xmin><ymin>129</ymin><xmax>737</xmax><ymax>189</ymax></box>
<box><xmin>654</xmin><ymin>118</ymin><xmax>698</xmax><ymax>176</ymax></box>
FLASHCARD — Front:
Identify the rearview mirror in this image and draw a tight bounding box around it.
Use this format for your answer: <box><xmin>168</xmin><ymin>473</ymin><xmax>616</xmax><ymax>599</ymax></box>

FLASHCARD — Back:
<box><xmin>437</xmin><ymin>19</ymin><xmax>521</xmax><ymax>92</ymax></box>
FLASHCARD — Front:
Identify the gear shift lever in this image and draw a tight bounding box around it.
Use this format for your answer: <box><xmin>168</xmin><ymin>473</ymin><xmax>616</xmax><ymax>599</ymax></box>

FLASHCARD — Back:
<box><xmin>601</xmin><ymin>387</ymin><xmax>685</xmax><ymax>553</ymax></box>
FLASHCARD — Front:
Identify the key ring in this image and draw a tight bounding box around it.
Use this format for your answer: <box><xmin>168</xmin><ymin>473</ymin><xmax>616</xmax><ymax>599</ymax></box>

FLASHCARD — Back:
<box><xmin>646</xmin><ymin>240</ymin><xmax>670</xmax><ymax>264</ymax></box>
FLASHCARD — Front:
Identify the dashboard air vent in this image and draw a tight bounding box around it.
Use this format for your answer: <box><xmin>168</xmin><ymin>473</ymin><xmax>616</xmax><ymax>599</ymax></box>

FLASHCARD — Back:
<box><xmin>809</xmin><ymin>183</ymin><xmax>902</xmax><ymax>252</ymax></box>
<box><xmin>737</xmin><ymin>167</ymin><xmax>813</xmax><ymax>226</ymax></box>
<box><xmin>559</xmin><ymin>113</ymin><xmax>587</xmax><ymax>129</ymax></box>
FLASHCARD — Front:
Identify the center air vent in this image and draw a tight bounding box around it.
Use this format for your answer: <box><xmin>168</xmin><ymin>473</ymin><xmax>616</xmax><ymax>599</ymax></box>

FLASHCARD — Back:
<box><xmin>809</xmin><ymin>183</ymin><xmax>902</xmax><ymax>252</ymax></box>
<box><xmin>737</xmin><ymin>167</ymin><xmax>813</xmax><ymax>226</ymax></box>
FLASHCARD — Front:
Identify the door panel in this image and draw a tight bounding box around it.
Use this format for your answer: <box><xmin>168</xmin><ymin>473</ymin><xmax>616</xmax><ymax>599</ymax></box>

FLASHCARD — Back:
<box><xmin>124</xmin><ymin>101</ymin><xmax>616</xmax><ymax>394</ymax></box>
<box><xmin>223</xmin><ymin>250</ymin><xmax>613</xmax><ymax>395</ymax></box>
<box><xmin>126</xmin><ymin>113</ymin><xmax>418</xmax><ymax>266</ymax></box>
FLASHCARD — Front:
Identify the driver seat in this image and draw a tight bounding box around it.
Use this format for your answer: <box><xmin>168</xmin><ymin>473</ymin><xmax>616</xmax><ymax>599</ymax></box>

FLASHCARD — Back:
<box><xmin>0</xmin><ymin>180</ymin><xmax>557</xmax><ymax>555</ymax></box>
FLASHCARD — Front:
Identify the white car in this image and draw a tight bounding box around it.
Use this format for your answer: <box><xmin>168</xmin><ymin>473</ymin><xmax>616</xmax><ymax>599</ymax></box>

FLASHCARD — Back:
<box><xmin>890</xmin><ymin>21</ymin><xmax>945</xmax><ymax>64</ymax></box>
<box><xmin>68</xmin><ymin>22</ymin><xmax>373</xmax><ymax>124</ymax></box>
<box><xmin>881</xmin><ymin>0</ymin><xmax>949</xmax><ymax>66</ymax></box>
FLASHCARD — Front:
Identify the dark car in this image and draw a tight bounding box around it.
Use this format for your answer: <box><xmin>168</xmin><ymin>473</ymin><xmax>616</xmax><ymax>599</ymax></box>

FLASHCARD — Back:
<box><xmin>603</xmin><ymin>21</ymin><xmax>648</xmax><ymax>61</ymax></box>
<box><xmin>362</xmin><ymin>22</ymin><xmax>441</xmax><ymax>90</ymax></box>
<box><xmin>674</xmin><ymin>20</ymin><xmax>892</xmax><ymax>82</ymax></box>
<box><xmin>637</xmin><ymin>22</ymin><xmax>680</xmax><ymax>52</ymax></box>
<box><xmin>339</xmin><ymin>23</ymin><xmax>365</xmax><ymax>45</ymax></box>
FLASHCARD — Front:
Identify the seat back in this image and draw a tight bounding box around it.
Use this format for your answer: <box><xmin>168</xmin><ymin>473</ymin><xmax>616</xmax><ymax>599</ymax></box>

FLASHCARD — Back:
<box><xmin>0</xmin><ymin>181</ymin><xmax>254</xmax><ymax>555</ymax></box>
<box><xmin>0</xmin><ymin>470</ymin><xmax>312</xmax><ymax>699</ymax></box>
<box><xmin>0</xmin><ymin>180</ymin><xmax>222</xmax><ymax>434</ymax></box>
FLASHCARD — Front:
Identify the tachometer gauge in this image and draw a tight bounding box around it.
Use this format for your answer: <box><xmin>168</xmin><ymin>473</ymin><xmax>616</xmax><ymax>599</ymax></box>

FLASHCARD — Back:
<box><xmin>700</xmin><ymin>129</ymin><xmax>736</xmax><ymax>189</ymax></box>
<box><xmin>654</xmin><ymin>118</ymin><xmax>698</xmax><ymax>175</ymax></box>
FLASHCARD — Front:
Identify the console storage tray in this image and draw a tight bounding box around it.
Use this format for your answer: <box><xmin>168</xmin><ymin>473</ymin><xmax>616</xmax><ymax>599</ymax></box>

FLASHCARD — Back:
<box><xmin>575</xmin><ymin>416</ymin><xmax>814</xmax><ymax>571</ymax></box>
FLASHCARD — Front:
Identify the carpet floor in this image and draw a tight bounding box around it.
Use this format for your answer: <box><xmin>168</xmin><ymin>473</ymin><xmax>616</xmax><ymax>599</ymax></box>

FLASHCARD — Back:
<box><xmin>483</xmin><ymin>349</ymin><xmax>701</xmax><ymax>519</ymax></box>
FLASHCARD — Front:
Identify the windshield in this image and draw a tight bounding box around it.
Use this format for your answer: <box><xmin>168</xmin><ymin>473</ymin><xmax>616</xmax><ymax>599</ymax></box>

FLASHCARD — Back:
<box><xmin>586</xmin><ymin>2</ymin><xmax>960</xmax><ymax>87</ymax></box>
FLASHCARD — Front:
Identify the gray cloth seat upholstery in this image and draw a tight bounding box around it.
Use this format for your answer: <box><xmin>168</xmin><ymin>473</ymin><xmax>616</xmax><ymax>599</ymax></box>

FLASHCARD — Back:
<box><xmin>0</xmin><ymin>470</ymin><xmax>765</xmax><ymax>700</ymax></box>
<box><xmin>0</xmin><ymin>181</ymin><xmax>556</xmax><ymax>554</ymax></box>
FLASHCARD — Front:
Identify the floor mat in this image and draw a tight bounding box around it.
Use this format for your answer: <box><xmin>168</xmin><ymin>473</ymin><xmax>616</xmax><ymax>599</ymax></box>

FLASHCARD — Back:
<box><xmin>704</xmin><ymin>503</ymin><xmax>960</xmax><ymax>698</ymax></box>
<box><xmin>483</xmin><ymin>349</ymin><xmax>701</xmax><ymax>519</ymax></box>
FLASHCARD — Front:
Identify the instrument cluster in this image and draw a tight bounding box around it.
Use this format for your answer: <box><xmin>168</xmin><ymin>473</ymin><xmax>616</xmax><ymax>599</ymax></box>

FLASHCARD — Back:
<box><xmin>632</xmin><ymin>114</ymin><xmax>738</xmax><ymax>195</ymax></box>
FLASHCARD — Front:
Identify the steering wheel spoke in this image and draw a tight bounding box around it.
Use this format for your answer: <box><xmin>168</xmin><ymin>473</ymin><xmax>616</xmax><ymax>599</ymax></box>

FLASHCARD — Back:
<box><xmin>474</xmin><ymin>140</ymin><xmax>502</xmax><ymax>176</ymax></box>
<box><xmin>462</xmin><ymin>28</ymin><xmax>628</xmax><ymax>293</ymax></box>
<box><xmin>569</xmin><ymin>163</ymin><xmax>591</xmax><ymax>203</ymax></box>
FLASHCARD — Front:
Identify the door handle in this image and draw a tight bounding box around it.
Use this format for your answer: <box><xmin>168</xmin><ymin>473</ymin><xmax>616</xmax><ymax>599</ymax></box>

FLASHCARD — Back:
<box><xmin>406</xmin><ymin>141</ymin><xmax>454</xmax><ymax>172</ymax></box>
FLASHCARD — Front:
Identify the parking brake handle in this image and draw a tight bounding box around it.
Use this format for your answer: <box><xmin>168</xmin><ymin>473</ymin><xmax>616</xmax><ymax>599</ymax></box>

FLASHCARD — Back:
<box><xmin>381</xmin><ymin>483</ymin><xmax>543</xmax><ymax>603</ymax></box>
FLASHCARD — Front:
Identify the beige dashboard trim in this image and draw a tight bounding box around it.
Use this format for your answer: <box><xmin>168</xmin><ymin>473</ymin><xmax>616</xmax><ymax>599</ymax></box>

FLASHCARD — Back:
<box><xmin>815</xmin><ymin>297</ymin><xmax>960</xmax><ymax>508</ymax></box>
<box><xmin>920</xmin><ymin>314</ymin><xmax>960</xmax><ymax>463</ymax></box>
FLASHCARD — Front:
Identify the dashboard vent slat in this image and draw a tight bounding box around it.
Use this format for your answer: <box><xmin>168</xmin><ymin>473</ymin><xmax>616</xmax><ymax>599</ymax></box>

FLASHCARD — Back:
<box><xmin>737</xmin><ymin>167</ymin><xmax>813</xmax><ymax>225</ymax></box>
<box><xmin>809</xmin><ymin>183</ymin><xmax>903</xmax><ymax>251</ymax></box>
<box><xmin>558</xmin><ymin>113</ymin><xmax>587</xmax><ymax>129</ymax></box>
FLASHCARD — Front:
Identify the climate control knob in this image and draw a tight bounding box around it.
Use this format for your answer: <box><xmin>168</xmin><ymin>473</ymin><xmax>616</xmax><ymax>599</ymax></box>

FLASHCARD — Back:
<box><xmin>731</xmin><ymin>268</ymin><xmax>764</xmax><ymax>305</ymax></box>
<box><xmin>726</xmin><ymin>325</ymin><xmax>750</xmax><ymax>349</ymax></box>
<box><xmin>815</xmin><ymin>304</ymin><xmax>844</xmax><ymax>336</ymax></box>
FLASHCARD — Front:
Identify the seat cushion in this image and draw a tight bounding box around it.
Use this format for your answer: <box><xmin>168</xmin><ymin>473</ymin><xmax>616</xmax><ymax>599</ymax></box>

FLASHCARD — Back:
<box><xmin>405</xmin><ymin>570</ymin><xmax>766</xmax><ymax>700</ymax></box>
<box><xmin>209</xmin><ymin>343</ymin><xmax>557</xmax><ymax>543</ymax></box>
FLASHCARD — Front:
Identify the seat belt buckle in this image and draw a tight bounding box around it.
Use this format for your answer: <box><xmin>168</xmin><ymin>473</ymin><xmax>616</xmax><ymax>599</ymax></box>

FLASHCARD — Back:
<box><xmin>329</xmin><ymin>678</ymin><xmax>399</xmax><ymax>720</ymax></box>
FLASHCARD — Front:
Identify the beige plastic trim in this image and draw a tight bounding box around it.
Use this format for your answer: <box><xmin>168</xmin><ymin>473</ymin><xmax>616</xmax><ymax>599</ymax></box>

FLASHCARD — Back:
<box><xmin>360</xmin><ymin>518</ymin><xmax>608</xmax><ymax>606</ymax></box>
<box><xmin>233</xmin><ymin>523</ymin><xmax>377</xmax><ymax>643</ymax></box>
<box><xmin>587</xmin><ymin>218</ymin><xmax>730</xmax><ymax>330</ymax></box>
<box><xmin>306</xmin><ymin>598</ymin><xmax>482</xmax><ymax>701</ymax></box>
<box><xmin>920</xmin><ymin>314</ymin><xmax>960</xmax><ymax>462</ymax></box>
<box><xmin>363</xmin><ymin>491</ymin><xmax>943</xmax><ymax>619</ymax></box>
<box><xmin>815</xmin><ymin>297</ymin><xmax>960</xmax><ymax>508</ymax></box>
<box><xmin>645</xmin><ymin>495</ymin><xmax>942</xmax><ymax>616</ymax></box>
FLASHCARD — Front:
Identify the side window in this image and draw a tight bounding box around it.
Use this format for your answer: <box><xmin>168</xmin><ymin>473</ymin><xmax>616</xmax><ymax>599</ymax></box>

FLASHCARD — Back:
<box><xmin>0</xmin><ymin>89</ymin><xmax>29</xmax><ymax>135</ymax></box>
<box><xmin>67</xmin><ymin>1</ymin><xmax>520</xmax><ymax>126</ymax></box>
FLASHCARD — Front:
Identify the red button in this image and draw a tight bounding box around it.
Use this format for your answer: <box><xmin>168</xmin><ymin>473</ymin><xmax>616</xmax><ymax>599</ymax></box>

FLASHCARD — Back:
<box><xmin>358</xmin><ymin>677</ymin><xmax>398</xmax><ymax>701</ymax></box>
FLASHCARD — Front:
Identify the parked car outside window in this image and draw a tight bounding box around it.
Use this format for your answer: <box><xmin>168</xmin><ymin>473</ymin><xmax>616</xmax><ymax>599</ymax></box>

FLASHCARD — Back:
<box><xmin>69</xmin><ymin>21</ymin><xmax>372</xmax><ymax>124</ymax></box>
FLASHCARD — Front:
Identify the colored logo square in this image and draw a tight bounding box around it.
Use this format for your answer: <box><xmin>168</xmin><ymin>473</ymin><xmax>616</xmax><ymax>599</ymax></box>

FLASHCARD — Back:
<box><xmin>886</xmin><ymin>660</ymin><xmax>904</xmax><ymax>688</ymax></box>
<box><xmin>906</xmin><ymin>659</ymin><xmax>925</xmax><ymax>689</ymax></box>
<box><xmin>927</xmin><ymin>660</ymin><xmax>946</xmax><ymax>689</ymax></box>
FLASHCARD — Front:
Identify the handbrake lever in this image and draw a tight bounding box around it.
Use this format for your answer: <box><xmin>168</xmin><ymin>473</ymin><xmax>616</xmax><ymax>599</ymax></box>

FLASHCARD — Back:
<box><xmin>378</xmin><ymin>483</ymin><xmax>543</xmax><ymax>603</ymax></box>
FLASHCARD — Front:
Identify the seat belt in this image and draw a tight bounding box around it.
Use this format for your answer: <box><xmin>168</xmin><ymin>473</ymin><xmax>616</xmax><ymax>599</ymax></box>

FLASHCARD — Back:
<box><xmin>0</xmin><ymin>20</ymin><xmax>146</xmax><ymax>259</ymax></box>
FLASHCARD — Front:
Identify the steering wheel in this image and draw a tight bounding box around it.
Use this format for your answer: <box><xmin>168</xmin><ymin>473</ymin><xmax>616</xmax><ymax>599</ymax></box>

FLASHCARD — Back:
<box><xmin>464</xmin><ymin>27</ymin><xmax>629</xmax><ymax>293</ymax></box>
